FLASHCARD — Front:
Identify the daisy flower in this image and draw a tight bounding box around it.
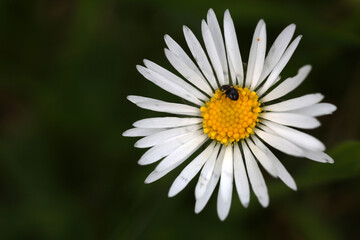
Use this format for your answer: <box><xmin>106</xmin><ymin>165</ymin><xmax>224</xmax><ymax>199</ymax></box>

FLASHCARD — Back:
<box><xmin>123</xmin><ymin>9</ymin><xmax>336</xmax><ymax>220</ymax></box>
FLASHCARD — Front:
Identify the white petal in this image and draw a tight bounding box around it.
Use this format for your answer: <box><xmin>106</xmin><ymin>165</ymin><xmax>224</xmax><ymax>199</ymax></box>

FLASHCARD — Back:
<box><xmin>261</xmin><ymin>112</ymin><xmax>320</xmax><ymax>129</ymax></box>
<box><xmin>233</xmin><ymin>142</ymin><xmax>250</xmax><ymax>207</ymax></box>
<box><xmin>143</xmin><ymin>60</ymin><xmax>208</xmax><ymax>102</ymax></box>
<box><xmin>224</xmin><ymin>9</ymin><xmax>243</xmax><ymax>86</ymax></box>
<box><xmin>246</xmin><ymin>139</ymin><xmax>278</xmax><ymax>177</ymax></box>
<box><xmin>227</xmin><ymin>54</ymin><xmax>237</xmax><ymax>86</ymax></box>
<box><xmin>155</xmin><ymin>134</ymin><xmax>208</xmax><ymax>171</ymax></box>
<box><xmin>217</xmin><ymin>146</ymin><xmax>233</xmax><ymax>221</ymax></box>
<box><xmin>261</xmin><ymin>65</ymin><xmax>312</xmax><ymax>102</ymax></box>
<box><xmin>138</xmin><ymin>130</ymin><xmax>202</xmax><ymax>165</ymax></box>
<box><xmin>202</xmin><ymin>20</ymin><xmax>225</xmax><ymax>85</ymax></box>
<box><xmin>127</xmin><ymin>95</ymin><xmax>201</xmax><ymax>116</ymax></box>
<box><xmin>259</xmin><ymin>124</ymin><xmax>276</xmax><ymax>134</ymax></box>
<box><xmin>217</xmin><ymin>180</ymin><xmax>232</xmax><ymax>221</ymax></box>
<box><xmin>195</xmin><ymin>145</ymin><xmax>226</xmax><ymax>213</ymax></box>
<box><xmin>145</xmin><ymin>134</ymin><xmax>207</xmax><ymax>184</ymax></box>
<box><xmin>144</xmin><ymin>156</ymin><xmax>188</xmax><ymax>183</ymax></box>
<box><xmin>255</xmin><ymin>128</ymin><xmax>304</xmax><ymax>157</ymax></box>
<box><xmin>168</xmin><ymin>142</ymin><xmax>216</xmax><ymax>197</ymax></box>
<box><xmin>164</xmin><ymin>34</ymin><xmax>205</xmax><ymax>80</ymax></box>
<box><xmin>137</xmin><ymin>65</ymin><xmax>204</xmax><ymax>105</ymax></box>
<box><xmin>252</xmin><ymin>136</ymin><xmax>297</xmax><ymax>190</ymax></box>
<box><xmin>183</xmin><ymin>26</ymin><xmax>218</xmax><ymax>89</ymax></box>
<box><xmin>262</xmin><ymin>120</ymin><xmax>325</xmax><ymax>152</ymax></box>
<box><xmin>258</xmin><ymin>35</ymin><xmax>302</xmax><ymax>96</ymax></box>
<box><xmin>164</xmin><ymin>48</ymin><xmax>213</xmax><ymax>95</ymax></box>
<box><xmin>195</xmin><ymin>144</ymin><xmax>221</xmax><ymax>199</ymax></box>
<box><xmin>133</xmin><ymin>117</ymin><xmax>202</xmax><ymax>128</ymax></box>
<box><xmin>303</xmin><ymin>150</ymin><xmax>334</xmax><ymax>164</ymax></box>
<box><xmin>258</xmin><ymin>24</ymin><xmax>296</xmax><ymax>85</ymax></box>
<box><xmin>122</xmin><ymin>128</ymin><xmax>165</xmax><ymax>137</ymax></box>
<box><xmin>134</xmin><ymin>125</ymin><xmax>201</xmax><ymax>148</ymax></box>
<box><xmin>242</xmin><ymin>141</ymin><xmax>269</xmax><ymax>207</ymax></box>
<box><xmin>289</xmin><ymin>103</ymin><xmax>337</xmax><ymax>117</ymax></box>
<box><xmin>246</xmin><ymin>19</ymin><xmax>266</xmax><ymax>89</ymax></box>
<box><xmin>219</xmin><ymin>145</ymin><xmax>233</xmax><ymax>203</ymax></box>
<box><xmin>207</xmin><ymin>9</ymin><xmax>229</xmax><ymax>84</ymax></box>
<box><xmin>262</xmin><ymin>93</ymin><xmax>324</xmax><ymax>112</ymax></box>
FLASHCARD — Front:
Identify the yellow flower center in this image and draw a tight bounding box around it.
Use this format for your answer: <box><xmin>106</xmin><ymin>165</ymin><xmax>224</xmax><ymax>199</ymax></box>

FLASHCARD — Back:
<box><xmin>200</xmin><ymin>87</ymin><xmax>261</xmax><ymax>145</ymax></box>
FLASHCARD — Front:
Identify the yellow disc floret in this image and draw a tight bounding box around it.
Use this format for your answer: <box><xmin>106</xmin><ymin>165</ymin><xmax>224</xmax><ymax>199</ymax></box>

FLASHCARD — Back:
<box><xmin>201</xmin><ymin>86</ymin><xmax>261</xmax><ymax>145</ymax></box>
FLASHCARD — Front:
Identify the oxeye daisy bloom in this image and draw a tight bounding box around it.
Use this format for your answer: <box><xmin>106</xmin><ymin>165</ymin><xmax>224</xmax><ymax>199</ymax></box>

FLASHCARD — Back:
<box><xmin>123</xmin><ymin>9</ymin><xmax>336</xmax><ymax>220</ymax></box>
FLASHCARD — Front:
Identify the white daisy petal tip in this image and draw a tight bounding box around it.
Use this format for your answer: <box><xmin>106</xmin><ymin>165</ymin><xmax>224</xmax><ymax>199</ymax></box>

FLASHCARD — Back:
<box><xmin>325</xmin><ymin>153</ymin><xmax>335</xmax><ymax>164</ymax></box>
<box><xmin>123</xmin><ymin>128</ymin><xmax>164</xmax><ymax>137</ymax></box>
<box><xmin>292</xmin><ymin>103</ymin><xmax>337</xmax><ymax>117</ymax></box>
<box><xmin>144</xmin><ymin>174</ymin><xmax>155</xmax><ymax>184</ymax></box>
<box><xmin>134</xmin><ymin>142</ymin><xmax>141</xmax><ymax>148</ymax></box>
<box><xmin>194</xmin><ymin>205</ymin><xmax>201</xmax><ymax>214</ymax></box>
<box><xmin>286</xmin><ymin>178</ymin><xmax>298</xmax><ymax>191</ymax></box>
<box><xmin>142</xmin><ymin>59</ymin><xmax>151</xmax><ymax>66</ymax></box>
<box><xmin>287</xmin><ymin>23</ymin><xmax>296</xmax><ymax>31</ymax></box>
<box><xmin>332</xmin><ymin>104</ymin><xmax>337</xmax><ymax>111</ymax></box>
<box><xmin>201</xmin><ymin>19</ymin><xmax>206</xmax><ymax>27</ymax></box>
<box><xmin>137</xmin><ymin>159</ymin><xmax>146</xmax><ymax>166</ymax></box>
<box><xmin>258</xmin><ymin>19</ymin><xmax>265</xmax><ymax>26</ymax></box>
<box><xmin>144</xmin><ymin>170</ymin><xmax>166</xmax><ymax>184</ymax></box>
<box><xmin>135</xmin><ymin>64</ymin><xmax>143</xmax><ymax>73</ymax></box>
<box><xmin>168</xmin><ymin>187</ymin><xmax>177</xmax><ymax>198</ymax></box>
<box><xmin>207</xmin><ymin>8</ymin><xmax>215</xmax><ymax>16</ymax></box>
<box><xmin>122</xmin><ymin>129</ymin><xmax>133</xmax><ymax>137</ymax></box>
<box><xmin>328</xmin><ymin>104</ymin><xmax>337</xmax><ymax>114</ymax></box>
<box><xmin>259</xmin><ymin>196</ymin><xmax>269</xmax><ymax>208</ymax></box>
<box><xmin>223</xmin><ymin>10</ymin><xmax>233</xmax><ymax>28</ymax></box>
<box><xmin>126</xmin><ymin>95</ymin><xmax>137</xmax><ymax>104</ymax></box>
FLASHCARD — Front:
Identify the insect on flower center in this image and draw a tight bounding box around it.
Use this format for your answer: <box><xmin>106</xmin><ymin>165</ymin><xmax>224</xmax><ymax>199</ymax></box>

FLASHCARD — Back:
<box><xmin>200</xmin><ymin>87</ymin><xmax>261</xmax><ymax>145</ymax></box>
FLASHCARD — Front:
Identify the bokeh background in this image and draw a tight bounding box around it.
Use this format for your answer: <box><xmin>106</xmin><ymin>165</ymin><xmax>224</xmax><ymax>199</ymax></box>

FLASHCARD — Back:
<box><xmin>0</xmin><ymin>0</ymin><xmax>359</xmax><ymax>239</ymax></box>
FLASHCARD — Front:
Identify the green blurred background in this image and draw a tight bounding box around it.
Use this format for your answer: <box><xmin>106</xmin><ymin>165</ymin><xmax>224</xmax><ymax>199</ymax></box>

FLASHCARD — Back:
<box><xmin>0</xmin><ymin>0</ymin><xmax>359</xmax><ymax>239</ymax></box>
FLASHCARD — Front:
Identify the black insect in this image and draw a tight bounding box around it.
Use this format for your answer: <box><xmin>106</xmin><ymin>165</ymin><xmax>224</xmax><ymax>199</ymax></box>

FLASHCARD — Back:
<box><xmin>220</xmin><ymin>85</ymin><xmax>239</xmax><ymax>101</ymax></box>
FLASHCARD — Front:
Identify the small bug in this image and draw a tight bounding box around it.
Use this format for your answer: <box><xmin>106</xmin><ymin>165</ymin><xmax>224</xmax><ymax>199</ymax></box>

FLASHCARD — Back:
<box><xmin>220</xmin><ymin>85</ymin><xmax>239</xmax><ymax>101</ymax></box>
